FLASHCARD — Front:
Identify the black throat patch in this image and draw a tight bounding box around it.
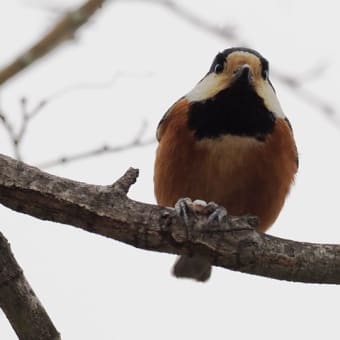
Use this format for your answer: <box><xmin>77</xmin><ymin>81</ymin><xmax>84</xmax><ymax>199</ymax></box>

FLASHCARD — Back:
<box><xmin>187</xmin><ymin>79</ymin><xmax>276</xmax><ymax>141</ymax></box>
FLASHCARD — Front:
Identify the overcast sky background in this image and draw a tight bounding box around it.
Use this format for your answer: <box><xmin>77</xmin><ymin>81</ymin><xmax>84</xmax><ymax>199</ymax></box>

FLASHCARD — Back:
<box><xmin>1</xmin><ymin>0</ymin><xmax>340</xmax><ymax>339</ymax></box>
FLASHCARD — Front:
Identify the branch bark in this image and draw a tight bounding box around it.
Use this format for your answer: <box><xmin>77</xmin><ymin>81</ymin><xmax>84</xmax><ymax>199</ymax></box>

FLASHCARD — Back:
<box><xmin>0</xmin><ymin>153</ymin><xmax>340</xmax><ymax>284</ymax></box>
<box><xmin>0</xmin><ymin>231</ymin><xmax>60</xmax><ymax>340</ymax></box>
<box><xmin>0</xmin><ymin>0</ymin><xmax>108</xmax><ymax>86</ymax></box>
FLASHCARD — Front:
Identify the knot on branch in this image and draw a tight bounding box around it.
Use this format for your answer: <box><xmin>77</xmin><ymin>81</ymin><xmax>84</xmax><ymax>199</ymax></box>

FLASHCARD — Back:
<box><xmin>111</xmin><ymin>167</ymin><xmax>139</xmax><ymax>196</ymax></box>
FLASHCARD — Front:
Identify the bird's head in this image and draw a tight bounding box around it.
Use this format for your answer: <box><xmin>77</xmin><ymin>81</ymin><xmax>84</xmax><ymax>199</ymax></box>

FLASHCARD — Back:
<box><xmin>186</xmin><ymin>47</ymin><xmax>286</xmax><ymax>140</ymax></box>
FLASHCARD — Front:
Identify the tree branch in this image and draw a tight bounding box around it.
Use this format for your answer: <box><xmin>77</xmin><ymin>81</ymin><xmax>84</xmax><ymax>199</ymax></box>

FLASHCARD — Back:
<box><xmin>0</xmin><ymin>153</ymin><xmax>340</xmax><ymax>284</ymax></box>
<box><xmin>0</xmin><ymin>0</ymin><xmax>108</xmax><ymax>86</ymax></box>
<box><xmin>0</xmin><ymin>231</ymin><xmax>60</xmax><ymax>340</ymax></box>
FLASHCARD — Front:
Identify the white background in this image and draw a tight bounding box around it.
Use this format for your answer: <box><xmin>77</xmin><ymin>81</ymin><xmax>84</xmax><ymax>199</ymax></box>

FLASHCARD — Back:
<box><xmin>1</xmin><ymin>0</ymin><xmax>340</xmax><ymax>339</ymax></box>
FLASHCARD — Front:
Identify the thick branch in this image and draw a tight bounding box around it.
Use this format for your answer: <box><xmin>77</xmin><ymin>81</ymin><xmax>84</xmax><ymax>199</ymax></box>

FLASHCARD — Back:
<box><xmin>0</xmin><ymin>0</ymin><xmax>108</xmax><ymax>86</ymax></box>
<box><xmin>0</xmin><ymin>153</ymin><xmax>340</xmax><ymax>284</ymax></box>
<box><xmin>0</xmin><ymin>231</ymin><xmax>60</xmax><ymax>340</ymax></box>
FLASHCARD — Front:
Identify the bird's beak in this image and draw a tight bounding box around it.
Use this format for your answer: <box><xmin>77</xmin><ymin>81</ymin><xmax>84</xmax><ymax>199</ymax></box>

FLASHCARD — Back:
<box><xmin>232</xmin><ymin>64</ymin><xmax>252</xmax><ymax>84</ymax></box>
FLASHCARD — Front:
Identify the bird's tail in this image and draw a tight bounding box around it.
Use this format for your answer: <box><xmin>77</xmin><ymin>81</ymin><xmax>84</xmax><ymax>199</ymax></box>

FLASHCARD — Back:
<box><xmin>172</xmin><ymin>254</ymin><xmax>211</xmax><ymax>282</ymax></box>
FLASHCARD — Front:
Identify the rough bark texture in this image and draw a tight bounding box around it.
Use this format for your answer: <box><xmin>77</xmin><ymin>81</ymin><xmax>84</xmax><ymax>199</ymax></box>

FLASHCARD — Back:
<box><xmin>1</xmin><ymin>153</ymin><xmax>340</xmax><ymax>284</ymax></box>
<box><xmin>0</xmin><ymin>0</ymin><xmax>107</xmax><ymax>86</ymax></box>
<box><xmin>0</xmin><ymin>232</ymin><xmax>60</xmax><ymax>340</ymax></box>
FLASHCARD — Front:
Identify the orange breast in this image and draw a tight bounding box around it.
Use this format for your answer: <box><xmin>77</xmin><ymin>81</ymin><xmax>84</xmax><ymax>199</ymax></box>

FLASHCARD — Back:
<box><xmin>154</xmin><ymin>102</ymin><xmax>297</xmax><ymax>232</ymax></box>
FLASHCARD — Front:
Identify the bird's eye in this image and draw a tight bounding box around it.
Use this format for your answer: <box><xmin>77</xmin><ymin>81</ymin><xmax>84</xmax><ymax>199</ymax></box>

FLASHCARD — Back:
<box><xmin>262</xmin><ymin>69</ymin><xmax>269</xmax><ymax>80</ymax></box>
<box><xmin>214</xmin><ymin>63</ymin><xmax>224</xmax><ymax>74</ymax></box>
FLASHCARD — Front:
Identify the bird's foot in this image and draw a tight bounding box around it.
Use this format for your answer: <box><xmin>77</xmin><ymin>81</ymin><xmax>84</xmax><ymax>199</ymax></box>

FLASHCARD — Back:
<box><xmin>174</xmin><ymin>197</ymin><xmax>196</xmax><ymax>227</ymax></box>
<box><xmin>202</xmin><ymin>201</ymin><xmax>228</xmax><ymax>229</ymax></box>
<box><xmin>174</xmin><ymin>198</ymin><xmax>228</xmax><ymax>231</ymax></box>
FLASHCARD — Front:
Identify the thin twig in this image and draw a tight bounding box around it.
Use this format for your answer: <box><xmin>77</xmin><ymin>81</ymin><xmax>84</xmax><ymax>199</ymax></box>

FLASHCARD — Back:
<box><xmin>0</xmin><ymin>111</ymin><xmax>16</xmax><ymax>143</ymax></box>
<box><xmin>38</xmin><ymin>121</ymin><xmax>155</xmax><ymax>169</ymax></box>
<box><xmin>16</xmin><ymin>98</ymin><xmax>47</xmax><ymax>146</ymax></box>
<box><xmin>0</xmin><ymin>110</ymin><xmax>21</xmax><ymax>160</ymax></box>
<box><xmin>0</xmin><ymin>0</ymin><xmax>109</xmax><ymax>86</ymax></box>
<box><xmin>148</xmin><ymin>0</ymin><xmax>238</xmax><ymax>41</ymax></box>
<box><xmin>0</xmin><ymin>71</ymin><xmax>152</xmax><ymax>162</ymax></box>
<box><xmin>0</xmin><ymin>98</ymin><xmax>47</xmax><ymax>161</ymax></box>
<box><xmin>42</xmin><ymin>71</ymin><xmax>153</xmax><ymax>103</ymax></box>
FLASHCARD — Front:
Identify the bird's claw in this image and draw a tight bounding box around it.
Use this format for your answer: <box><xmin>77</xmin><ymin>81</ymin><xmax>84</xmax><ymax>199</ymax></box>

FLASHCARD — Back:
<box><xmin>174</xmin><ymin>198</ymin><xmax>228</xmax><ymax>230</ymax></box>
<box><xmin>175</xmin><ymin>197</ymin><xmax>195</xmax><ymax>226</ymax></box>
<box><xmin>206</xmin><ymin>204</ymin><xmax>228</xmax><ymax>227</ymax></box>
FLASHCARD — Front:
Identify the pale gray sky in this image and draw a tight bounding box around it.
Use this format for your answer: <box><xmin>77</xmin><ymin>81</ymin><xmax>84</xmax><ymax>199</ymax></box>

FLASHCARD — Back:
<box><xmin>1</xmin><ymin>1</ymin><xmax>340</xmax><ymax>339</ymax></box>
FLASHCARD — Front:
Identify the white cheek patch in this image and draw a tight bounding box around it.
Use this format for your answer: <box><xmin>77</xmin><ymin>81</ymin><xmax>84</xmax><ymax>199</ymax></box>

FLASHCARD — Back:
<box><xmin>186</xmin><ymin>72</ymin><xmax>286</xmax><ymax>119</ymax></box>
<box><xmin>185</xmin><ymin>73</ymin><xmax>227</xmax><ymax>102</ymax></box>
<box><xmin>257</xmin><ymin>80</ymin><xmax>286</xmax><ymax>118</ymax></box>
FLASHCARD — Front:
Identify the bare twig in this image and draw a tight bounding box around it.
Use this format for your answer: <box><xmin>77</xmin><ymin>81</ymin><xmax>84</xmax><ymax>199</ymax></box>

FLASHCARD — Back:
<box><xmin>38</xmin><ymin>121</ymin><xmax>155</xmax><ymax>169</ymax></box>
<box><xmin>42</xmin><ymin>71</ymin><xmax>153</xmax><ymax>103</ymax></box>
<box><xmin>16</xmin><ymin>98</ymin><xmax>47</xmax><ymax>148</ymax></box>
<box><xmin>1</xmin><ymin>153</ymin><xmax>340</xmax><ymax>284</ymax></box>
<box><xmin>0</xmin><ymin>71</ymin><xmax>152</xmax><ymax>162</ymax></box>
<box><xmin>0</xmin><ymin>110</ymin><xmax>22</xmax><ymax>160</ymax></box>
<box><xmin>0</xmin><ymin>231</ymin><xmax>60</xmax><ymax>340</ymax></box>
<box><xmin>136</xmin><ymin>0</ymin><xmax>239</xmax><ymax>41</ymax></box>
<box><xmin>37</xmin><ymin>137</ymin><xmax>155</xmax><ymax>169</ymax></box>
<box><xmin>0</xmin><ymin>99</ymin><xmax>47</xmax><ymax>161</ymax></box>
<box><xmin>0</xmin><ymin>0</ymin><xmax>109</xmax><ymax>86</ymax></box>
<box><xmin>0</xmin><ymin>111</ymin><xmax>17</xmax><ymax>148</ymax></box>
<box><xmin>272</xmin><ymin>69</ymin><xmax>338</xmax><ymax>124</ymax></box>
<box><xmin>298</xmin><ymin>62</ymin><xmax>329</xmax><ymax>82</ymax></box>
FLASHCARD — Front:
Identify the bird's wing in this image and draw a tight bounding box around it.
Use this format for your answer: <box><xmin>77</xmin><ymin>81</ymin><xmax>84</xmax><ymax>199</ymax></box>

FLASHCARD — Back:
<box><xmin>156</xmin><ymin>97</ymin><xmax>188</xmax><ymax>142</ymax></box>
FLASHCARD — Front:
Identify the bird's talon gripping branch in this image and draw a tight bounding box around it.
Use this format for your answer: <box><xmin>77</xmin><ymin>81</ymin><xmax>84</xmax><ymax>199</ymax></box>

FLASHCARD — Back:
<box><xmin>171</xmin><ymin>198</ymin><xmax>231</xmax><ymax>281</ymax></box>
<box><xmin>205</xmin><ymin>202</ymin><xmax>228</xmax><ymax>226</ymax></box>
<box><xmin>174</xmin><ymin>198</ymin><xmax>228</xmax><ymax>231</ymax></box>
<box><xmin>174</xmin><ymin>197</ymin><xmax>196</xmax><ymax>227</ymax></box>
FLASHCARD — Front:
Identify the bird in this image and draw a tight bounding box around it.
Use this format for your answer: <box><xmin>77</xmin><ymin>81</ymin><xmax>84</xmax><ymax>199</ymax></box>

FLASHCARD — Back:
<box><xmin>154</xmin><ymin>47</ymin><xmax>298</xmax><ymax>282</ymax></box>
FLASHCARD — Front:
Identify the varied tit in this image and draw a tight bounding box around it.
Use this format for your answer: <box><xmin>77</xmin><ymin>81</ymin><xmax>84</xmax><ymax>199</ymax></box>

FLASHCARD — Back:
<box><xmin>154</xmin><ymin>47</ymin><xmax>298</xmax><ymax>281</ymax></box>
